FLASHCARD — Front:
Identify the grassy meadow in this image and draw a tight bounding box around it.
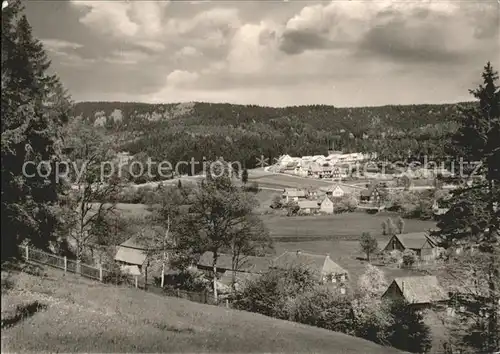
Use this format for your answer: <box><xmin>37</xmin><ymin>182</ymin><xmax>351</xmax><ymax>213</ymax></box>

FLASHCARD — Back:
<box><xmin>1</xmin><ymin>266</ymin><xmax>403</xmax><ymax>353</ymax></box>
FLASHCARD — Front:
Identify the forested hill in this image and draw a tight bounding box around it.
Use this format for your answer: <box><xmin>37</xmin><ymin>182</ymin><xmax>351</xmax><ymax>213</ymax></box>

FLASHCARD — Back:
<box><xmin>72</xmin><ymin>101</ymin><xmax>473</xmax><ymax>171</ymax></box>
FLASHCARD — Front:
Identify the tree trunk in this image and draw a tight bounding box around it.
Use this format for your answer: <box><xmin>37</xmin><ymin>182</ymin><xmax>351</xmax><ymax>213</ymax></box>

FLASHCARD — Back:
<box><xmin>212</xmin><ymin>250</ymin><xmax>218</xmax><ymax>303</ymax></box>
<box><xmin>487</xmin><ymin>179</ymin><xmax>499</xmax><ymax>350</ymax></box>
<box><xmin>144</xmin><ymin>259</ymin><xmax>149</xmax><ymax>291</ymax></box>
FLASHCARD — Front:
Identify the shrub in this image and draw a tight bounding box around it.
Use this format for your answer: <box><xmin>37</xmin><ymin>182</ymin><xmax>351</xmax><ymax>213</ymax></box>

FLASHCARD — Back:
<box><xmin>270</xmin><ymin>195</ymin><xmax>283</xmax><ymax>209</ymax></box>
<box><xmin>289</xmin><ymin>287</ymin><xmax>355</xmax><ymax>334</ymax></box>
<box><xmin>244</xmin><ymin>182</ymin><xmax>259</xmax><ymax>193</ymax></box>
<box><xmin>337</xmin><ymin>195</ymin><xmax>358</xmax><ymax>213</ymax></box>
<box><xmin>402</xmin><ymin>249</ymin><xmax>417</xmax><ymax>268</ymax></box>
<box><xmin>381</xmin><ymin>250</ymin><xmax>403</xmax><ymax>265</ymax></box>
<box><xmin>233</xmin><ymin>266</ymin><xmax>317</xmax><ymax>320</ymax></box>
<box><xmin>163</xmin><ymin>267</ymin><xmax>210</xmax><ymax>292</ymax></box>
<box><xmin>102</xmin><ymin>263</ymin><xmax>131</xmax><ymax>285</ymax></box>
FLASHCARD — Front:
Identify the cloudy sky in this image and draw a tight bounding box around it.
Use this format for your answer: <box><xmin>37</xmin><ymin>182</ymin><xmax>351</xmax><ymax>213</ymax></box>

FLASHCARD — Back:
<box><xmin>26</xmin><ymin>0</ymin><xmax>499</xmax><ymax>107</ymax></box>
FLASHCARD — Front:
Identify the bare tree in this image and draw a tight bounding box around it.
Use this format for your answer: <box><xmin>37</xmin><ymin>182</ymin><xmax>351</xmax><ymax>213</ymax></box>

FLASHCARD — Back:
<box><xmin>65</xmin><ymin>118</ymin><xmax>122</xmax><ymax>262</ymax></box>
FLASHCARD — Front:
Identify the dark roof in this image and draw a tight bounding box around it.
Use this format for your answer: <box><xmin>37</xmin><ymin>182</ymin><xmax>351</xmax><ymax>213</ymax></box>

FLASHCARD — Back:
<box><xmin>197</xmin><ymin>252</ymin><xmax>272</xmax><ymax>274</ymax></box>
<box><xmin>283</xmin><ymin>189</ymin><xmax>306</xmax><ymax>198</ymax></box>
<box><xmin>384</xmin><ymin>275</ymin><xmax>449</xmax><ymax>304</ymax></box>
<box><xmin>114</xmin><ymin>226</ymin><xmax>166</xmax><ymax>265</ymax></box>
<box><xmin>385</xmin><ymin>232</ymin><xmax>436</xmax><ymax>250</ymax></box>
<box><xmin>298</xmin><ymin>200</ymin><xmax>321</xmax><ymax>209</ymax></box>
<box><xmin>272</xmin><ymin>251</ymin><xmax>348</xmax><ymax>277</ymax></box>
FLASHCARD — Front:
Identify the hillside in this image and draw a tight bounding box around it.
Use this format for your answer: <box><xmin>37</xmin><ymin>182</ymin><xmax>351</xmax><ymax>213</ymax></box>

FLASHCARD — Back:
<box><xmin>1</xmin><ymin>266</ymin><xmax>404</xmax><ymax>353</ymax></box>
<box><xmin>72</xmin><ymin>101</ymin><xmax>471</xmax><ymax>175</ymax></box>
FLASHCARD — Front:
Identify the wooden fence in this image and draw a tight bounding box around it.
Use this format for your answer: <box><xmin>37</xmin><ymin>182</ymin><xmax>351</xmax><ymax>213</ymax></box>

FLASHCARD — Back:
<box><xmin>18</xmin><ymin>245</ymin><xmax>225</xmax><ymax>307</ymax></box>
<box><xmin>19</xmin><ymin>245</ymin><xmax>139</xmax><ymax>286</ymax></box>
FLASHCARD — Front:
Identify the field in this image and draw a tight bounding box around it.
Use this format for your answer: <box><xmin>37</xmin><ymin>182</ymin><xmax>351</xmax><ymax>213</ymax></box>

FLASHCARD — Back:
<box><xmin>262</xmin><ymin>211</ymin><xmax>436</xmax><ymax>283</ymax></box>
<box><xmin>262</xmin><ymin>211</ymin><xmax>436</xmax><ymax>241</ymax></box>
<box><xmin>1</xmin><ymin>266</ymin><xmax>403</xmax><ymax>353</ymax></box>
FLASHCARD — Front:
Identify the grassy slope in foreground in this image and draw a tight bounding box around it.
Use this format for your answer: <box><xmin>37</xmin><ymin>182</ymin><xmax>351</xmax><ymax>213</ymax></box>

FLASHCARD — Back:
<box><xmin>2</xmin><ymin>266</ymin><xmax>403</xmax><ymax>353</ymax></box>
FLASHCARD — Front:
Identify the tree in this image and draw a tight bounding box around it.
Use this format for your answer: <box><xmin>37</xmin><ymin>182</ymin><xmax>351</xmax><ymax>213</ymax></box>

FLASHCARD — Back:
<box><xmin>353</xmin><ymin>265</ymin><xmax>392</xmax><ymax>344</ymax></box>
<box><xmin>229</xmin><ymin>214</ymin><xmax>273</xmax><ymax>291</ymax></box>
<box><xmin>381</xmin><ymin>220</ymin><xmax>388</xmax><ymax>236</ymax></box>
<box><xmin>386</xmin><ymin>218</ymin><xmax>397</xmax><ymax>235</ymax></box>
<box><xmin>176</xmin><ymin>161</ymin><xmax>269</xmax><ymax>302</ymax></box>
<box><xmin>434</xmin><ymin>62</ymin><xmax>500</xmax><ymax>352</ymax></box>
<box><xmin>395</xmin><ymin>216</ymin><xmax>405</xmax><ymax>234</ymax></box>
<box><xmin>357</xmin><ymin>264</ymin><xmax>388</xmax><ymax>298</ymax></box>
<box><xmin>386</xmin><ymin>299</ymin><xmax>432</xmax><ymax>353</ymax></box>
<box><xmin>1</xmin><ymin>3</ymin><xmax>72</xmax><ymax>261</ymax></box>
<box><xmin>64</xmin><ymin>118</ymin><xmax>122</xmax><ymax>262</ymax></box>
<box><xmin>359</xmin><ymin>232</ymin><xmax>378</xmax><ymax>262</ymax></box>
<box><xmin>177</xmin><ymin>179</ymin><xmax>182</xmax><ymax>189</ymax></box>
<box><xmin>241</xmin><ymin>168</ymin><xmax>248</xmax><ymax>185</ymax></box>
<box><xmin>402</xmin><ymin>249</ymin><xmax>417</xmax><ymax>268</ymax></box>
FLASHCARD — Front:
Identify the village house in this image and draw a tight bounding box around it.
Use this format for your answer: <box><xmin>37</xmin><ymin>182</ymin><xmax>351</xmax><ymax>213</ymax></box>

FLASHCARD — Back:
<box><xmin>383</xmin><ymin>232</ymin><xmax>440</xmax><ymax>261</ymax></box>
<box><xmin>197</xmin><ymin>252</ymin><xmax>272</xmax><ymax>291</ymax></box>
<box><xmin>282</xmin><ymin>188</ymin><xmax>307</xmax><ymax>203</ymax></box>
<box><xmin>114</xmin><ymin>236</ymin><xmax>148</xmax><ymax>276</ymax></box>
<box><xmin>319</xmin><ymin>196</ymin><xmax>335</xmax><ymax>214</ymax></box>
<box><xmin>298</xmin><ymin>200</ymin><xmax>321</xmax><ymax>214</ymax></box>
<box><xmin>308</xmin><ymin>163</ymin><xmax>323</xmax><ymax>178</ymax></box>
<box><xmin>322</xmin><ymin>184</ymin><xmax>348</xmax><ymax>199</ymax></box>
<box><xmin>359</xmin><ymin>184</ymin><xmax>383</xmax><ymax>204</ymax></box>
<box><xmin>113</xmin><ymin>226</ymin><xmax>168</xmax><ymax>281</ymax></box>
<box><xmin>320</xmin><ymin>164</ymin><xmax>333</xmax><ymax>178</ymax></box>
<box><xmin>272</xmin><ymin>251</ymin><xmax>349</xmax><ymax>293</ymax></box>
<box><xmin>382</xmin><ymin>275</ymin><xmax>449</xmax><ymax>311</ymax></box>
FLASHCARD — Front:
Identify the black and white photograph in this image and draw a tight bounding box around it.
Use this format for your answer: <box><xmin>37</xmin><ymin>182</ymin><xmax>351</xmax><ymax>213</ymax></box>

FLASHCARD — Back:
<box><xmin>1</xmin><ymin>0</ymin><xmax>499</xmax><ymax>353</ymax></box>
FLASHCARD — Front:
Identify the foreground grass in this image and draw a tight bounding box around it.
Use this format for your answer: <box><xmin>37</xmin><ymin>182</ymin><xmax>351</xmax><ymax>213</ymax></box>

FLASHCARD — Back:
<box><xmin>2</xmin><ymin>266</ymin><xmax>403</xmax><ymax>353</ymax></box>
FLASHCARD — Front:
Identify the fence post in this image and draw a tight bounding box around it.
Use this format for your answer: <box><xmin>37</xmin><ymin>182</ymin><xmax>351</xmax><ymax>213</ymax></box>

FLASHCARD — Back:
<box><xmin>25</xmin><ymin>245</ymin><xmax>29</xmax><ymax>261</ymax></box>
<box><xmin>177</xmin><ymin>288</ymin><xmax>180</xmax><ymax>297</ymax></box>
<box><xmin>225</xmin><ymin>299</ymin><xmax>229</xmax><ymax>308</ymax></box>
<box><xmin>135</xmin><ymin>276</ymin><xmax>138</xmax><ymax>288</ymax></box>
<box><xmin>99</xmin><ymin>265</ymin><xmax>103</xmax><ymax>282</ymax></box>
<box><xmin>64</xmin><ymin>256</ymin><xmax>67</xmax><ymax>273</ymax></box>
<box><xmin>76</xmin><ymin>260</ymin><xmax>81</xmax><ymax>274</ymax></box>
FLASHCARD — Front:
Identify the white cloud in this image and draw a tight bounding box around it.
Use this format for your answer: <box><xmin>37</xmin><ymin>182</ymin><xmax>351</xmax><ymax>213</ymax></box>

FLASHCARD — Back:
<box><xmin>175</xmin><ymin>46</ymin><xmax>201</xmax><ymax>58</ymax></box>
<box><xmin>166</xmin><ymin>70</ymin><xmax>200</xmax><ymax>87</ymax></box>
<box><xmin>71</xmin><ymin>1</ymin><xmax>139</xmax><ymax>37</ymax></box>
<box><xmin>41</xmin><ymin>39</ymin><xmax>83</xmax><ymax>52</ymax></box>
<box><xmin>226</xmin><ymin>21</ymin><xmax>280</xmax><ymax>74</ymax></box>
<box><xmin>103</xmin><ymin>50</ymin><xmax>151</xmax><ymax>65</ymax></box>
<box><xmin>70</xmin><ymin>1</ymin><xmax>170</xmax><ymax>39</ymax></box>
<box><xmin>136</xmin><ymin>41</ymin><xmax>166</xmax><ymax>52</ymax></box>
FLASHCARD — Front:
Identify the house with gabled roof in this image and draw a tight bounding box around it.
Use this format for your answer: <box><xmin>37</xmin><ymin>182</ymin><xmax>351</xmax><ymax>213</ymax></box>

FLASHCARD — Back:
<box><xmin>382</xmin><ymin>275</ymin><xmax>449</xmax><ymax>310</ymax></box>
<box><xmin>383</xmin><ymin>232</ymin><xmax>440</xmax><ymax>260</ymax></box>
<box><xmin>197</xmin><ymin>252</ymin><xmax>272</xmax><ymax>275</ymax></box>
<box><xmin>298</xmin><ymin>200</ymin><xmax>321</xmax><ymax>214</ymax></box>
<box><xmin>197</xmin><ymin>252</ymin><xmax>272</xmax><ymax>292</ymax></box>
<box><xmin>319</xmin><ymin>196</ymin><xmax>334</xmax><ymax>214</ymax></box>
<box><xmin>360</xmin><ymin>184</ymin><xmax>382</xmax><ymax>204</ymax></box>
<box><xmin>308</xmin><ymin>163</ymin><xmax>323</xmax><ymax>178</ymax></box>
<box><xmin>272</xmin><ymin>251</ymin><xmax>349</xmax><ymax>292</ymax></box>
<box><xmin>114</xmin><ymin>226</ymin><xmax>166</xmax><ymax>278</ymax></box>
<box><xmin>282</xmin><ymin>188</ymin><xmax>307</xmax><ymax>203</ymax></box>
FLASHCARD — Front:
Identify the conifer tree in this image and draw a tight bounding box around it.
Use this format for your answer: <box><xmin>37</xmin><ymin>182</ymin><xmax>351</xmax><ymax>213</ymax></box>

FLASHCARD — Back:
<box><xmin>435</xmin><ymin>62</ymin><xmax>500</xmax><ymax>352</ymax></box>
<box><xmin>1</xmin><ymin>2</ymin><xmax>71</xmax><ymax>261</ymax></box>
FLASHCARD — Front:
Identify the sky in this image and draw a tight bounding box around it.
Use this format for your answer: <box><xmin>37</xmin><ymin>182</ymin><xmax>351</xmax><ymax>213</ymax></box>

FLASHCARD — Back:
<box><xmin>25</xmin><ymin>0</ymin><xmax>499</xmax><ymax>107</ymax></box>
